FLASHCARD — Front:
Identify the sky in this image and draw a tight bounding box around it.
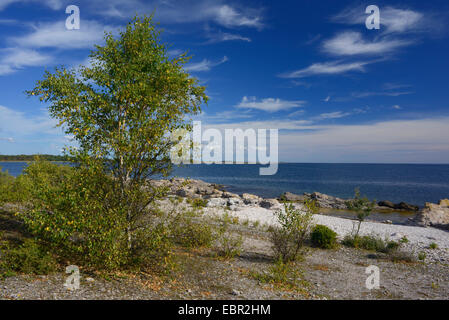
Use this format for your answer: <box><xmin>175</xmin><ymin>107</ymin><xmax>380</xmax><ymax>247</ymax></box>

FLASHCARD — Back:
<box><xmin>0</xmin><ymin>0</ymin><xmax>448</xmax><ymax>163</ymax></box>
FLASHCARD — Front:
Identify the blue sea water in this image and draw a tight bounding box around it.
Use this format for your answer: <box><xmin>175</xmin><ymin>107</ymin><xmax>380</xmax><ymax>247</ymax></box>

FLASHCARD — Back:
<box><xmin>2</xmin><ymin>162</ymin><xmax>449</xmax><ymax>207</ymax></box>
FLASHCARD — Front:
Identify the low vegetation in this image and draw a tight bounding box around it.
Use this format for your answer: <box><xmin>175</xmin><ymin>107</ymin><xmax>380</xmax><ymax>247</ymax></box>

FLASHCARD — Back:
<box><xmin>270</xmin><ymin>200</ymin><xmax>317</xmax><ymax>262</ymax></box>
<box><xmin>311</xmin><ymin>225</ymin><xmax>338</xmax><ymax>249</ymax></box>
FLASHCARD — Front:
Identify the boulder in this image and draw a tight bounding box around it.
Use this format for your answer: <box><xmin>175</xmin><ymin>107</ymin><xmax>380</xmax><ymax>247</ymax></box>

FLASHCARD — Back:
<box><xmin>378</xmin><ymin>200</ymin><xmax>395</xmax><ymax>209</ymax></box>
<box><xmin>279</xmin><ymin>192</ymin><xmax>304</xmax><ymax>202</ymax></box>
<box><xmin>207</xmin><ymin>198</ymin><xmax>228</xmax><ymax>208</ymax></box>
<box><xmin>227</xmin><ymin>197</ymin><xmax>243</xmax><ymax>207</ymax></box>
<box><xmin>241</xmin><ymin>193</ymin><xmax>261</xmax><ymax>206</ymax></box>
<box><xmin>414</xmin><ymin>200</ymin><xmax>449</xmax><ymax>230</ymax></box>
<box><xmin>395</xmin><ymin>202</ymin><xmax>419</xmax><ymax>212</ymax></box>
<box><xmin>260</xmin><ymin>198</ymin><xmax>281</xmax><ymax>209</ymax></box>
<box><xmin>308</xmin><ymin>192</ymin><xmax>347</xmax><ymax>210</ymax></box>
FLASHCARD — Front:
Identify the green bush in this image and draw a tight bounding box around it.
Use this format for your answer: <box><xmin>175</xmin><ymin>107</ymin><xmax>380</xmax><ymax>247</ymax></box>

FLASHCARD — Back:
<box><xmin>270</xmin><ymin>200</ymin><xmax>317</xmax><ymax>262</ymax></box>
<box><xmin>169</xmin><ymin>209</ymin><xmax>215</xmax><ymax>249</ymax></box>
<box><xmin>311</xmin><ymin>225</ymin><xmax>337</xmax><ymax>249</ymax></box>
<box><xmin>0</xmin><ymin>238</ymin><xmax>58</xmax><ymax>277</ymax></box>
<box><xmin>342</xmin><ymin>234</ymin><xmax>399</xmax><ymax>254</ymax></box>
<box><xmin>215</xmin><ymin>219</ymin><xmax>243</xmax><ymax>260</ymax></box>
<box><xmin>429</xmin><ymin>242</ymin><xmax>438</xmax><ymax>249</ymax></box>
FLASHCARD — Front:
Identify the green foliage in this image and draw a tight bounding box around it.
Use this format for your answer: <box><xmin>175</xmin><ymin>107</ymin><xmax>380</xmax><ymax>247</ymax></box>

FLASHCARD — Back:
<box><xmin>399</xmin><ymin>236</ymin><xmax>409</xmax><ymax>244</ymax></box>
<box><xmin>0</xmin><ymin>167</ymin><xmax>15</xmax><ymax>205</ymax></box>
<box><xmin>0</xmin><ymin>238</ymin><xmax>58</xmax><ymax>277</ymax></box>
<box><xmin>311</xmin><ymin>224</ymin><xmax>337</xmax><ymax>249</ymax></box>
<box><xmin>342</xmin><ymin>234</ymin><xmax>399</xmax><ymax>254</ymax></box>
<box><xmin>249</xmin><ymin>257</ymin><xmax>306</xmax><ymax>292</ymax></box>
<box><xmin>270</xmin><ymin>200</ymin><xmax>317</xmax><ymax>262</ymax></box>
<box><xmin>429</xmin><ymin>242</ymin><xmax>438</xmax><ymax>249</ymax></box>
<box><xmin>215</xmin><ymin>218</ymin><xmax>243</xmax><ymax>260</ymax></box>
<box><xmin>191</xmin><ymin>198</ymin><xmax>208</xmax><ymax>209</ymax></box>
<box><xmin>418</xmin><ymin>252</ymin><xmax>427</xmax><ymax>261</ymax></box>
<box><xmin>345</xmin><ymin>188</ymin><xmax>376</xmax><ymax>236</ymax></box>
<box><xmin>169</xmin><ymin>208</ymin><xmax>214</xmax><ymax>249</ymax></box>
<box><xmin>19</xmin><ymin>160</ymin><xmax>131</xmax><ymax>269</ymax></box>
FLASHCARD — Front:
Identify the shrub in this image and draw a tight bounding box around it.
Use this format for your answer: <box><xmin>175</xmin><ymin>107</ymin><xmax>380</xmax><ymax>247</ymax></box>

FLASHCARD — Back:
<box><xmin>418</xmin><ymin>252</ymin><xmax>427</xmax><ymax>261</ymax></box>
<box><xmin>191</xmin><ymin>198</ymin><xmax>208</xmax><ymax>209</ymax></box>
<box><xmin>311</xmin><ymin>225</ymin><xmax>337</xmax><ymax>249</ymax></box>
<box><xmin>0</xmin><ymin>238</ymin><xmax>58</xmax><ymax>277</ymax></box>
<box><xmin>429</xmin><ymin>242</ymin><xmax>438</xmax><ymax>249</ymax></box>
<box><xmin>18</xmin><ymin>161</ymin><xmax>133</xmax><ymax>270</ymax></box>
<box><xmin>345</xmin><ymin>188</ymin><xmax>376</xmax><ymax>237</ymax></box>
<box><xmin>270</xmin><ymin>200</ymin><xmax>317</xmax><ymax>262</ymax></box>
<box><xmin>249</xmin><ymin>257</ymin><xmax>306</xmax><ymax>292</ymax></box>
<box><xmin>342</xmin><ymin>234</ymin><xmax>399</xmax><ymax>254</ymax></box>
<box><xmin>169</xmin><ymin>209</ymin><xmax>214</xmax><ymax>249</ymax></box>
<box><xmin>215</xmin><ymin>219</ymin><xmax>243</xmax><ymax>260</ymax></box>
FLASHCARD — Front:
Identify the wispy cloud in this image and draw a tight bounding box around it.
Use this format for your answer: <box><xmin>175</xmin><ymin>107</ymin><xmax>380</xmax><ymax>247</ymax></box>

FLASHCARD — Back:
<box><xmin>313</xmin><ymin>111</ymin><xmax>352</xmax><ymax>120</ymax></box>
<box><xmin>85</xmin><ymin>0</ymin><xmax>264</xmax><ymax>29</ymax></box>
<box><xmin>0</xmin><ymin>0</ymin><xmax>64</xmax><ymax>11</ymax></box>
<box><xmin>235</xmin><ymin>96</ymin><xmax>306</xmax><ymax>113</ymax></box>
<box><xmin>0</xmin><ymin>105</ymin><xmax>60</xmax><ymax>136</ymax></box>
<box><xmin>0</xmin><ymin>137</ymin><xmax>14</xmax><ymax>143</ymax></box>
<box><xmin>10</xmin><ymin>20</ymin><xmax>114</xmax><ymax>49</ymax></box>
<box><xmin>0</xmin><ymin>47</ymin><xmax>52</xmax><ymax>75</ymax></box>
<box><xmin>332</xmin><ymin>5</ymin><xmax>434</xmax><ymax>35</ymax></box>
<box><xmin>352</xmin><ymin>91</ymin><xmax>413</xmax><ymax>98</ymax></box>
<box><xmin>185</xmin><ymin>56</ymin><xmax>228</xmax><ymax>72</ymax></box>
<box><xmin>322</xmin><ymin>31</ymin><xmax>411</xmax><ymax>56</ymax></box>
<box><xmin>205</xmin><ymin>29</ymin><xmax>251</xmax><ymax>43</ymax></box>
<box><xmin>279</xmin><ymin>60</ymin><xmax>373</xmax><ymax>78</ymax></box>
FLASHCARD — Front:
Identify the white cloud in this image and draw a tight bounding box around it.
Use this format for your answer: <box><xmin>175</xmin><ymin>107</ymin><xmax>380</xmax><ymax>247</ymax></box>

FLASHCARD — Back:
<box><xmin>185</xmin><ymin>56</ymin><xmax>228</xmax><ymax>72</ymax></box>
<box><xmin>0</xmin><ymin>0</ymin><xmax>64</xmax><ymax>11</ymax></box>
<box><xmin>235</xmin><ymin>96</ymin><xmax>306</xmax><ymax>113</ymax></box>
<box><xmin>88</xmin><ymin>0</ymin><xmax>264</xmax><ymax>29</ymax></box>
<box><xmin>205</xmin><ymin>30</ymin><xmax>251</xmax><ymax>43</ymax></box>
<box><xmin>211</xmin><ymin>4</ymin><xmax>262</xmax><ymax>29</ymax></box>
<box><xmin>393</xmin><ymin>105</ymin><xmax>402</xmax><ymax>110</ymax></box>
<box><xmin>0</xmin><ymin>105</ymin><xmax>60</xmax><ymax>136</ymax></box>
<box><xmin>279</xmin><ymin>117</ymin><xmax>449</xmax><ymax>163</ymax></box>
<box><xmin>332</xmin><ymin>6</ymin><xmax>429</xmax><ymax>35</ymax></box>
<box><xmin>0</xmin><ymin>47</ymin><xmax>52</xmax><ymax>75</ymax></box>
<box><xmin>352</xmin><ymin>91</ymin><xmax>413</xmax><ymax>98</ymax></box>
<box><xmin>0</xmin><ymin>137</ymin><xmax>14</xmax><ymax>142</ymax></box>
<box><xmin>313</xmin><ymin>111</ymin><xmax>352</xmax><ymax>120</ymax></box>
<box><xmin>279</xmin><ymin>60</ymin><xmax>373</xmax><ymax>78</ymax></box>
<box><xmin>322</xmin><ymin>31</ymin><xmax>411</xmax><ymax>56</ymax></box>
<box><xmin>203</xmin><ymin>116</ymin><xmax>449</xmax><ymax>163</ymax></box>
<box><xmin>10</xmin><ymin>20</ymin><xmax>113</xmax><ymax>49</ymax></box>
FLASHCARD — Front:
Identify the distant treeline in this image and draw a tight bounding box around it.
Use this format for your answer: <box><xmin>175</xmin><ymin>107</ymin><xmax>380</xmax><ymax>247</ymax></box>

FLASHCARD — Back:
<box><xmin>0</xmin><ymin>154</ymin><xmax>71</xmax><ymax>162</ymax></box>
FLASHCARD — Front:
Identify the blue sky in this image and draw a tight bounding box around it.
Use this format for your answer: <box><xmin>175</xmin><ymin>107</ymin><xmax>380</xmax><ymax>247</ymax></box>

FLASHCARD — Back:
<box><xmin>0</xmin><ymin>0</ymin><xmax>448</xmax><ymax>163</ymax></box>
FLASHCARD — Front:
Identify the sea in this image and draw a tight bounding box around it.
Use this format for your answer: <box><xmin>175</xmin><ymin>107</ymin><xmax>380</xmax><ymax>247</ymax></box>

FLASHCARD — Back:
<box><xmin>2</xmin><ymin>162</ymin><xmax>449</xmax><ymax>223</ymax></box>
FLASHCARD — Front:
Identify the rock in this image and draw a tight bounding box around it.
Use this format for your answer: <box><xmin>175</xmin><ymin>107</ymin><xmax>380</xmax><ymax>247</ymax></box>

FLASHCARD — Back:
<box><xmin>207</xmin><ymin>198</ymin><xmax>227</xmax><ymax>208</ymax></box>
<box><xmin>230</xmin><ymin>289</ymin><xmax>241</xmax><ymax>296</ymax></box>
<box><xmin>383</xmin><ymin>220</ymin><xmax>393</xmax><ymax>224</ymax></box>
<box><xmin>241</xmin><ymin>193</ymin><xmax>261</xmax><ymax>206</ymax></box>
<box><xmin>395</xmin><ymin>202</ymin><xmax>419</xmax><ymax>212</ymax></box>
<box><xmin>378</xmin><ymin>200</ymin><xmax>396</xmax><ymax>209</ymax></box>
<box><xmin>222</xmin><ymin>191</ymin><xmax>240</xmax><ymax>199</ymax></box>
<box><xmin>414</xmin><ymin>199</ymin><xmax>449</xmax><ymax>230</ymax></box>
<box><xmin>378</xmin><ymin>200</ymin><xmax>418</xmax><ymax>211</ymax></box>
<box><xmin>279</xmin><ymin>192</ymin><xmax>304</xmax><ymax>202</ymax></box>
<box><xmin>85</xmin><ymin>277</ymin><xmax>95</xmax><ymax>283</ymax></box>
<box><xmin>309</xmin><ymin>192</ymin><xmax>347</xmax><ymax>210</ymax></box>
<box><xmin>260</xmin><ymin>198</ymin><xmax>281</xmax><ymax>209</ymax></box>
<box><xmin>227</xmin><ymin>197</ymin><xmax>243</xmax><ymax>207</ymax></box>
